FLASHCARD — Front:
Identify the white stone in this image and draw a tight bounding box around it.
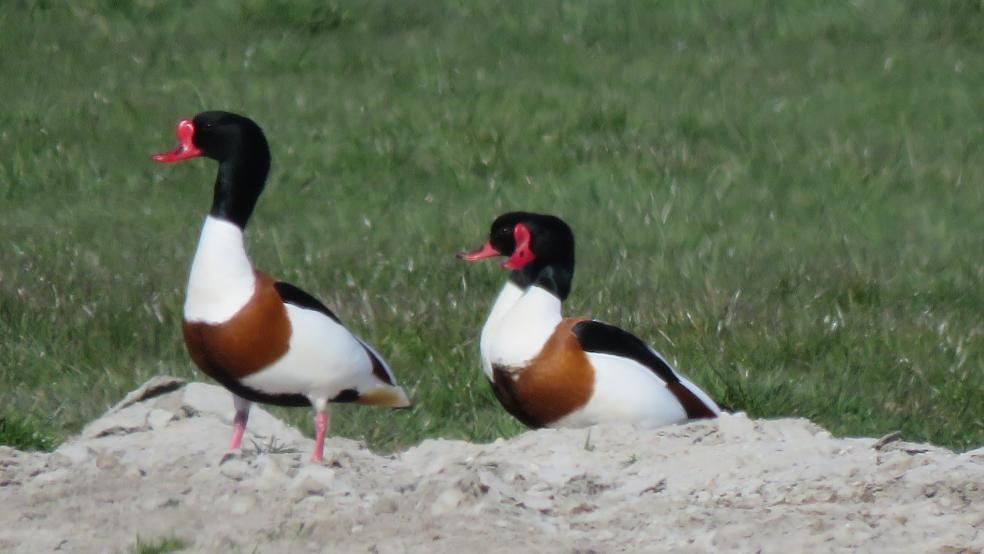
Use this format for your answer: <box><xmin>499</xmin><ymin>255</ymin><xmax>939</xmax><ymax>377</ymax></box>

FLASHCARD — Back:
<box><xmin>32</xmin><ymin>468</ymin><xmax>71</xmax><ymax>486</ymax></box>
<box><xmin>430</xmin><ymin>488</ymin><xmax>464</xmax><ymax>516</ymax></box>
<box><xmin>147</xmin><ymin>409</ymin><xmax>174</xmax><ymax>430</ymax></box>
<box><xmin>218</xmin><ymin>459</ymin><xmax>250</xmax><ymax>481</ymax></box>
<box><xmin>298</xmin><ymin>464</ymin><xmax>336</xmax><ymax>487</ymax></box>
<box><xmin>53</xmin><ymin>443</ymin><xmax>91</xmax><ymax>466</ymax></box>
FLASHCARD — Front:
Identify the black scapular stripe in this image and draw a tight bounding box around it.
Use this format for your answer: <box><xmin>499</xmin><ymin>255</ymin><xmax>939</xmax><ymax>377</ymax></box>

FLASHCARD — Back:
<box><xmin>274</xmin><ymin>281</ymin><xmax>341</xmax><ymax>324</ymax></box>
<box><xmin>572</xmin><ymin>320</ymin><xmax>680</xmax><ymax>384</ymax></box>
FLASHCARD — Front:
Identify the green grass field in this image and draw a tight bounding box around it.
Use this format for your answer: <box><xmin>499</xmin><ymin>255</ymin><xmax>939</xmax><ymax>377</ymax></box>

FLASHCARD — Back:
<box><xmin>2</xmin><ymin>0</ymin><xmax>982</xmax><ymax>452</ymax></box>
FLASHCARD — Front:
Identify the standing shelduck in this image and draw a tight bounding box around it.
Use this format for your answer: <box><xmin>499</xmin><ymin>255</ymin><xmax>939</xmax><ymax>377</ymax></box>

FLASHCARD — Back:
<box><xmin>457</xmin><ymin>212</ymin><xmax>720</xmax><ymax>429</ymax></box>
<box><xmin>153</xmin><ymin>111</ymin><xmax>410</xmax><ymax>461</ymax></box>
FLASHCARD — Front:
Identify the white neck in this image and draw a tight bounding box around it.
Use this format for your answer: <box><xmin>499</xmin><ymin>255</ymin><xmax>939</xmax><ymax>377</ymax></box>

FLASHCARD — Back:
<box><xmin>183</xmin><ymin>216</ymin><xmax>256</xmax><ymax>324</ymax></box>
<box><xmin>479</xmin><ymin>282</ymin><xmax>563</xmax><ymax>379</ymax></box>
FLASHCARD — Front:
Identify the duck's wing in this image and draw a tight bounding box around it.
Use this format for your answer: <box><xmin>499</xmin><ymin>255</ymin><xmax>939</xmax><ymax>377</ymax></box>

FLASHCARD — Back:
<box><xmin>273</xmin><ymin>280</ymin><xmax>404</xmax><ymax>398</ymax></box>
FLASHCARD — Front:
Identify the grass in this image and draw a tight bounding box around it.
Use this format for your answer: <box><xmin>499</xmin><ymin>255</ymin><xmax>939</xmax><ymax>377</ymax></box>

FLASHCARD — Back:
<box><xmin>1</xmin><ymin>0</ymin><xmax>982</xmax><ymax>452</ymax></box>
<box><xmin>127</xmin><ymin>535</ymin><xmax>188</xmax><ymax>554</ymax></box>
<box><xmin>0</xmin><ymin>414</ymin><xmax>57</xmax><ymax>451</ymax></box>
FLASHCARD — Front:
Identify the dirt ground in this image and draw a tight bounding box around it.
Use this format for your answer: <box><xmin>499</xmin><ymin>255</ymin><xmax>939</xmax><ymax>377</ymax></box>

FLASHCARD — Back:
<box><xmin>1</xmin><ymin>378</ymin><xmax>982</xmax><ymax>553</ymax></box>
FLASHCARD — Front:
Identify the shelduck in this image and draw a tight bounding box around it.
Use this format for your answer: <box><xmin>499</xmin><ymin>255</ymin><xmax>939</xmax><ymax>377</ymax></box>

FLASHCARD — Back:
<box><xmin>153</xmin><ymin>111</ymin><xmax>410</xmax><ymax>462</ymax></box>
<box><xmin>457</xmin><ymin>212</ymin><xmax>720</xmax><ymax>429</ymax></box>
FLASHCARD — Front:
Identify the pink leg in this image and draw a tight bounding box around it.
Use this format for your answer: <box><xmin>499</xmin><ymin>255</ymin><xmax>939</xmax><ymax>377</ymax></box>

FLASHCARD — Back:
<box><xmin>311</xmin><ymin>410</ymin><xmax>329</xmax><ymax>463</ymax></box>
<box><xmin>229</xmin><ymin>409</ymin><xmax>249</xmax><ymax>450</ymax></box>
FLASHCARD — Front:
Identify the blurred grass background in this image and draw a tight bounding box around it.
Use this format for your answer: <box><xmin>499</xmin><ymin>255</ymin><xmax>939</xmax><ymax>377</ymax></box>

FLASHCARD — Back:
<box><xmin>1</xmin><ymin>0</ymin><xmax>981</xmax><ymax>452</ymax></box>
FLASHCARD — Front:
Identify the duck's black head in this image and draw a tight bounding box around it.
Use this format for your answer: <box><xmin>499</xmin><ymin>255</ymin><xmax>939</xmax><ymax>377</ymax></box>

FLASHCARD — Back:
<box><xmin>154</xmin><ymin>111</ymin><xmax>271</xmax><ymax>228</ymax></box>
<box><xmin>457</xmin><ymin>211</ymin><xmax>576</xmax><ymax>300</ymax></box>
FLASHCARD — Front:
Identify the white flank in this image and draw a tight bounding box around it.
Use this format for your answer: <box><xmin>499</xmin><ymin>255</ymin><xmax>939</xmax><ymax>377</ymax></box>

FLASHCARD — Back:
<box><xmin>184</xmin><ymin>216</ymin><xmax>256</xmax><ymax>324</ymax></box>
<box><xmin>480</xmin><ymin>284</ymin><xmax>562</xmax><ymax>378</ymax></box>
<box><xmin>554</xmin><ymin>352</ymin><xmax>721</xmax><ymax>429</ymax></box>
<box><xmin>240</xmin><ymin>304</ymin><xmax>393</xmax><ymax>400</ymax></box>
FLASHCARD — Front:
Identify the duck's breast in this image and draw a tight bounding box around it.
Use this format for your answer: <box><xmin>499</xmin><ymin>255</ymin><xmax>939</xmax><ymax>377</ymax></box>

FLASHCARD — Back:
<box><xmin>482</xmin><ymin>285</ymin><xmax>563</xmax><ymax>373</ymax></box>
<box><xmin>182</xmin><ymin>271</ymin><xmax>291</xmax><ymax>381</ymax></box>
<box><xmin>489</xmin><ymin>317</ymin><xmax>593</xmax><ymax>427</ymax></box>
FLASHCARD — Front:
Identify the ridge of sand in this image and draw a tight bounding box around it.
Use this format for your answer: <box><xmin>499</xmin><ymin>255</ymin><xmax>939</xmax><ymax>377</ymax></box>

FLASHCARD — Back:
<box><xmin>1</xmin><ymin>378</ymin><xmax>982</xmax><ymax>553</ymax></box>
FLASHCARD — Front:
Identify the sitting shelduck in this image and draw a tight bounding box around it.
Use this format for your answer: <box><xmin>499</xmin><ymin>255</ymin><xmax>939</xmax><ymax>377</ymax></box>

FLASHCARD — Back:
<box><xmin>153</xmin><ymin>111</ymin><xmax>410</xmax><ymax>461</ymax></box>
<box><xmin>457</xmin><ymin>212</ymin><xmax>720</xmax><ymax>429</ymax></box>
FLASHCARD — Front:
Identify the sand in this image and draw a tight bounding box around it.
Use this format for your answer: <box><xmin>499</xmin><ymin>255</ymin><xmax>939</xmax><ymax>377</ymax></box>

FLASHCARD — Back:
<box><xmin>1</xmin><ymin>377</ymin><xmax>982</xmax><ymax>553</ymax></box>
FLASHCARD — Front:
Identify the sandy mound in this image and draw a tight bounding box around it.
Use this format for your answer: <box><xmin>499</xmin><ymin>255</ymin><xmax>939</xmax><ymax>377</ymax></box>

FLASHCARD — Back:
<box><xmin>1</xmin><ymin>378</ymin><xmax>982</xmax><ymax>553</ymax></box>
